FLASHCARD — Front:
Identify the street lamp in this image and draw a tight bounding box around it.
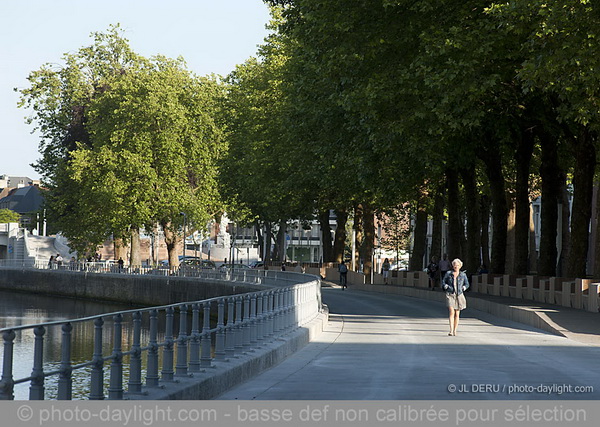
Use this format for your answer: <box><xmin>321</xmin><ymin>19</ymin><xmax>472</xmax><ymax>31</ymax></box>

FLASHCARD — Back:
<box><xmin>180</xmin><ymin>212</ymin><xmax>187</xmax><ymax>264</ymax></box>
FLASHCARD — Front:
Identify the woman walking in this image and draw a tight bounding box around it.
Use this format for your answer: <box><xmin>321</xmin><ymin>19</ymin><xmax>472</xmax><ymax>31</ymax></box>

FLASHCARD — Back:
<box><xmin>441</xmin><ymin>258</ymin><xmax>469</xmax><ymax>336</ymax></box>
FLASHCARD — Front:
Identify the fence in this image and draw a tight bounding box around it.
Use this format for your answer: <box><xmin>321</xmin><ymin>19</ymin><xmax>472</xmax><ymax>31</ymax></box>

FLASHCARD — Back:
<box><xmin>0</xmin><ymin>266</ymin><xmax>322</xmax><ymax>400</ymax></box>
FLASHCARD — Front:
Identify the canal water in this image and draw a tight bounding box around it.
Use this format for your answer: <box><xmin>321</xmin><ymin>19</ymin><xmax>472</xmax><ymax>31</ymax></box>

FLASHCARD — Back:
<box><xmin>0</xmin><ymin>289</ymin><xmax>159</xmax><ymax>400</ymax></box>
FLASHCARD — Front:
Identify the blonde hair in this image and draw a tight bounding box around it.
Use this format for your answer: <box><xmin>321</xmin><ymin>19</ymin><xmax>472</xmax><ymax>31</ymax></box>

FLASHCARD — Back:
<box><xmin>452</xmin><ymin>258</ymin><xmax>463</xmax><ymax>269</ymax></box>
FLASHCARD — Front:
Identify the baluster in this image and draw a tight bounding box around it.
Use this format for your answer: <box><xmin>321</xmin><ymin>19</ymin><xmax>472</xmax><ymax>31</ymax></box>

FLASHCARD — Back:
<box><xmin>175</xmin><ymin>304</ymin><xmax>189</xmax><ymax>377</ymax></box>
<box><xmin>128</xmin><ymin>311</ymin><xmax>143</xmax><ymax>393</ymax></box>
<box><xmin>200</xmin><ymin>302</ymin><xmax>213</xmax><ymax>368</ymax></box>
<box><xmin>189</xmin><ymin>303</ymin><xmax>201</xmax><ymax>372</ymax></box>
<box><xmin>225</xmin><ymin>298</ymin><xmax>236</xmax><ymax>357</ymax></box>
<box><xmin>108</xmin><ymin>314</ymin><xmax>123</xmax><ymax>400</ymax></box>
<box><xmin>57</xmin><ymin>323</ymin><xmax>73</xmax><ymax>400</ymax></box>
<box><xmin>0</xmin><ymin>330</ymin><xmax>16</xmax><ymax>400</ymax></box>
<box><xmin>162</xmin><ymin>307</ymin><xmax>175</xmax><ymax>381</ymax></box>
<box><xmin>90</xmin><ymin>317</ymin><xmax>105</xmax><ymax>399</ymax></box>
<box><xmin>242</xmin><ymin>295</ymin><xmax>251</xmax><ymax>349</ymax></box>
<box><xmin>250</xmin><ymin>294</ymin><xmax>258</xmax><ymax>345</ymax></box>
<box><xmin>215</xmin><ymin>299</ymin><xmax>226</xmax><ymax>360</ymax></box>
<box><xmin>29</xmin><ymin>326</ymin><xmax>46</xmax><ymax>400</ymax></box>
<box><xmin>234</xmin><ymin>297</ymin><xmax>243</xmax><ymax>353</ymax></box>
<box><xmin>256</xmin><ymin>294</ymin><xmax>264</xmax><ymax>343</ymax></box>
<box><xmin>267</xmin><ymin>292</ymin><xmax>275</xmax><ymax>339</ymax></box>
<box><xmin>146</xmin><ymin>310</ymin><xmax>159</xmax><ymax>387</ymax></box>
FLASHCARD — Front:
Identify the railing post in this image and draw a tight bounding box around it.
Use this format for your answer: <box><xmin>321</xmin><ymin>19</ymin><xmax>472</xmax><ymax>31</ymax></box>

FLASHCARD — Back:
<box><xmin>256</xmin><ymin>294</ymin><xmax>264</xmax><ymax>343</ymax></box>
<box><xmin>250</xmin><ymin>294</ymin><xmax>258</xmax><ymax>345</ymax></box>
<box><xmin>225</xmin><ymin>298</ymin><xmax>236</xmax><ymax>357</ymax></box>
<box><xmin>175</xmin><ymin>304</ymin><xmax>189</xmax><ymax>377</ymax></box>
<box><xmin>29</xmin><ymin>326</ymin><xmax>46</xmax><ymax>400</ymax></box>
<box><xmin>90</xmin><ymin>317</ymin><xmax>105</xmax><ymax>399</ymax></box>
<box><xmin>189</xmin><ymin>303</ymin><xmax>201</xmax><ymax>372</ymax></box>
<box><xmin>242</xmin><ymin>295</ymin><xmax>251</xmax><ymax>349</ymax></box>
<box><xmin>128</xmin><ymin>311</ymin><xmax>143</xmax><ymax>394</ymax></box>
<box><xmin>108</xmin><ymin>314</ymin><xmax>123</xmax><ymax>400</ymax></box>
<box><xmin>235</xmin><ymin>297</ymin><xmax>244</xmax><ymax>353</ymax></box>
<box><xmin>200</xmin><ymin>302</ymin><xmax>213</xmax><ymax>368</ymax></box>
<box><xmin>0</xmin><ymin>330</ymin><xmax>16</xmax><ymax>400</ymax></box>
<box><xmin>162</xmin><ymin>307</ymin><xmax>175</xmax><ymax>381</ymax></box>
<box><xmin>215</xmin><ymin>299</ymin><xmax>226</xmax><ymax>360</ymax></box>
<box><xmin>267</xmin><ymin>292</ymin><xmax>275</xmax><ymax>338</ymax></box>
<box><xmin>57</xmin><ymin>323</ymin><xmax>73</xmax><ymax>400</ymax></box>
<box><xmin>146</xmin><ymin>310</ymin><xmax>159</xmax><ymax>387</ymax></box>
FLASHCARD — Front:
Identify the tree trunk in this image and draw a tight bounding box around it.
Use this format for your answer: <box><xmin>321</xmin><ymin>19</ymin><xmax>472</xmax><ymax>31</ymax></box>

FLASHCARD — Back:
<box><xmin>255</xmin><ymin>220</ymin><xmax>264</xmax><ymax>261</ymax></box>
<box><xmin>363</xmin><ymin>203</ymin><xmax>375</xmax><ymax>283</ymax></box>
<box><xmin>446</xmin><ymin>168</ymin><xmax>463</xmax><ymax>261</ymax></box>
<box><xmin>113</xmin><ymin>237</ymin><xmax>128</xmax><ymax>263</ymax></box>
<box><xmin>529</xmin><ymin>204</ymin><xmax>538</xmax><ymax>273</ymax></box>
<box><xmin>480</xmin><ymin>195</ymin><xmax>491</xmax><ymax>271</ymax></box>
<box><xmin>409</xmin><ymin>198</ymin><xmax>428</xmax><ymax>271</ymax></box>
<box><xmin>431</xmin><ymin>183</ymin><xmax>444</xmax><ymax>260</ymax></box>
<box><xmin>505</xmin><ymin>201</ymin><xmax>516</xmax><ymax>274</ymax></box>
<box><xmin>538</xmin><ymin>129</ymin><xmax>560</xmax><ymax>276</ymax></box>
<box><xmin>514</xmin><ymin>126</ymin><xmax>535</xmax><ymax>274</ymax></box>
<box><xmin>567</xmin><ymin>127</ymin><xmax>596</xmax><ymax>278</ymax></box>
<box><xmin>460</xmin><ymin>166</ymin><xmax>481</xmax><ymax>273</ymax></box>
<box><xmin>353</xmin><ymin>204</ymin><xmax>364</xmax><ymax>271</ymax></box>
<box><xmin>594</xmin><ymin>184</ymin><xmax>600</xmax><ymax>278</ymax></box>
<box><xmin>558</xmin><ymin>173</ymin><xmax>571</xmax><ymax>277</ymax></box>
<box><xmin>478</xmin><ymin>145</ymin><xmax>508</xmax><ymax>274</ymax></box>
<box><xmin>129</xmin><ymin>227</ymin><xmax>141</xmax><ymax>266</ymax></box>
<box><xmin>333</xmin><ymin>208</ymin><xmax>348</xmax><ymax>262</ymax></box>
<box><xmin>319</xmin><ymin>209</ymin><xmax>334</xmax><ymax>263</ymax></box>
<box><xmin>273</xmin><ymin>219</ymin><xmax>287</xmax><ymax>262</ymax></box>
<box><xmin>161</xmin><ymin>221</ymin><xmax>180</xmax><ymax>268</ymax></box>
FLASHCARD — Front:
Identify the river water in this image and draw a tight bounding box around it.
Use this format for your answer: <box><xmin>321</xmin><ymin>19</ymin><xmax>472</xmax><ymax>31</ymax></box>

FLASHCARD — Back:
<box><xmin>0</xmin><ymin>289</ymin><xmax>150</xmax><ymax>400</ymax></box>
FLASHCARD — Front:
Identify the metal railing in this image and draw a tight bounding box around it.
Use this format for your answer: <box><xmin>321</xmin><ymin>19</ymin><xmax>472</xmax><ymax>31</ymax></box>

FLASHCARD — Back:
<box><xmin>0</xmin><ymin>266</ymin><xmax>322</xmax><ymax>400</ymax></box>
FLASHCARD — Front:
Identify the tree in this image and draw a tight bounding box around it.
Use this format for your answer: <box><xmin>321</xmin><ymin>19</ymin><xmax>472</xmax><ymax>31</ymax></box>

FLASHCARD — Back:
<box><xmin>18</xmin><ymin>26</ymin><xmax>226</xmax><ymax>263</ymax></box>
<box><xmin>0</xmin><ymin>209</ymin><xmax>20</xmax><ymax>223</ymax></box>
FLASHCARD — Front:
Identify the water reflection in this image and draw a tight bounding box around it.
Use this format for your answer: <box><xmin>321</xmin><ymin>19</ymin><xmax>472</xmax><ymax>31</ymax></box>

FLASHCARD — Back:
<box><xmin>0</xmin><ymin>290</ymin><xmax>159</xmax><ymax>400</ymax></box>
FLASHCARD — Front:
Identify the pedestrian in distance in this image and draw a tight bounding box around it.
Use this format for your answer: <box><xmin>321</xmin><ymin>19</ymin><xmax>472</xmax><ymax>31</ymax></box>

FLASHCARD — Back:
<box><xmin>438</xmin><ymin>254</ymin><xmax>451</xmax><ymax>283</ymax></box>
<box><xmin>441</xmin><ymin>258</ymin><xmax>470</xmax><ymax>336</ymax></box>
<box><xmin>382</xmin><ymin>258</ymin><xmax>391</xmax><ymax>284</ymax></box>
<box><xmin>338</xmin><ymin>261</ymin><xmax>348</xmax><ymax>289</ymax></box>
<box><xmin>426</xmin><ymin>255</ymin><xmax>439</xmax><ymax>290</ymax></box>
<box><xmin>55</xmin><ymin>253</ymin><xmax>63</xmax><ymax>268</ymax></box>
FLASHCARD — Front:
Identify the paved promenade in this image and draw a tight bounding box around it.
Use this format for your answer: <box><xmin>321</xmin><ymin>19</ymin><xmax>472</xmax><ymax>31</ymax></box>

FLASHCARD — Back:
<box><xmin>217</xmin><ymin>284</ymin><xmax>600</xmax><ymax>400</ymax></box>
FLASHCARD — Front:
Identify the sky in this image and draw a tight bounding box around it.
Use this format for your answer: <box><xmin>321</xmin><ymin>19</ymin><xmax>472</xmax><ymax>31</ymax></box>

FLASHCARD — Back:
<box><xmin>0</xmin><ymin>0</ymin><xmax>271</xmax><ymax>180</ymax></box>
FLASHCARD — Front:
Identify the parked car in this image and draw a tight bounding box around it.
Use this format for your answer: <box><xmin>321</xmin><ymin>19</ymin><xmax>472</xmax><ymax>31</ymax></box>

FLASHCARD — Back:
<box><xmin>249</xmin><ymin>261</ymin><xmax>265</xmax><ymax>269</ymax></box>
<box><xmin>218</xmin><ymin>263</ymin><xmax>251</xmax><ymax>272</ymax></box>
<box><xmin>181</xmin><ymin>259</ymin><xmax>216</xmax><ymax>269</ymax></box>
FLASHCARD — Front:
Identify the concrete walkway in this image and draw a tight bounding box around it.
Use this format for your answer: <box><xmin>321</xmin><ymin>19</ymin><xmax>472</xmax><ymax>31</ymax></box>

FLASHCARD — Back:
<box><xmin>217</xmin><ymin>285</ymin><xmax>600</xmax><ymax>400</ymax></box>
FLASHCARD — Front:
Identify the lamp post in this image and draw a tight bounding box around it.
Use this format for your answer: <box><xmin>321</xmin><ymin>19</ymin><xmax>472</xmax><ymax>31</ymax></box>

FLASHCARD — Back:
<box><xmin>180</xmin><ymin>212</ymin><xmax>187</xmax><ymax>264</ymax></box>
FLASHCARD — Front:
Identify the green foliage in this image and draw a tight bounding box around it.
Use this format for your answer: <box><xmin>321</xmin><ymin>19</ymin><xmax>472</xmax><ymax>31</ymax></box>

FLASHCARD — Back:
<box><xmin>17</xmin><ymin>25</ymin><xmax>226</xmax><ymax>253</ymax></box>
<box><xmin>0</xmin><ymin>209</ymin><xmax>20</xmax><ymax>223</ymax></box>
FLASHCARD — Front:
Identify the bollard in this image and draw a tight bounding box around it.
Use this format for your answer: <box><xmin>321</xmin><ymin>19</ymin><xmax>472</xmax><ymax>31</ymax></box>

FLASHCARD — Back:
<box><xmin>29</xmin><ymin>326</ymin><xmax>46</xmax><ymax>400</ymax></box>
<box><xmin>57</xmin><ymin>323</ymin><xmax>73</xmax><ymax>400</ymax></box>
